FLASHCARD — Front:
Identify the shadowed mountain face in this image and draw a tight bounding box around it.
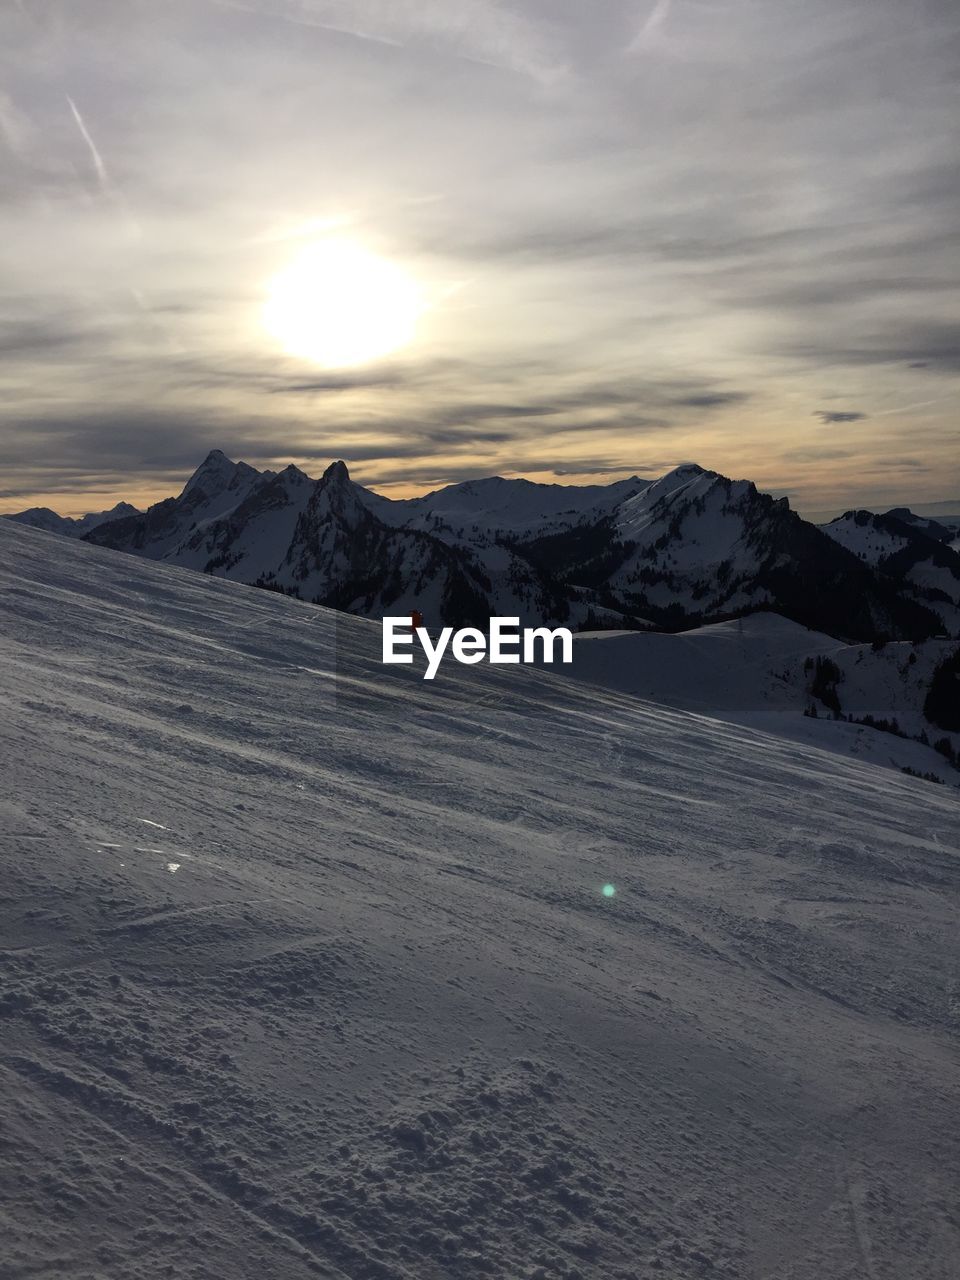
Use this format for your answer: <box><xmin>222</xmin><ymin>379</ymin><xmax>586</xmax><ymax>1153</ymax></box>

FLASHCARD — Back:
<box><xmin>513</xmin><ymin>466</ymin><xmax>952</xmax><ymax>641</ymax></box>
<box><xmin>884</xmin><ymin>508</ymin><xmax>959</xmax><ymax>545</ymax></box>
<box><xmin>820</xmin><ymin>508</ymin><xmax>960</xmax><ymax>636</ymax></box>
<box><xmin>33</xmin><ymin>452</ymin><xmax>958</xmax><ymax>640</ymax></box>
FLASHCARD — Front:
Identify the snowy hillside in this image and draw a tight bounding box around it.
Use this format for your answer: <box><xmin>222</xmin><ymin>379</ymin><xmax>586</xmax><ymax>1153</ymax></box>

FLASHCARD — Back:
<box><xmin>565</xmin><ymin>614</ymin><xmax>960</xmax><ymax>783</ymax></box>
<box><xmin>2</xmin><ymin>519</ymin><xmax>959</xmax><ymax>1280</ymax></box>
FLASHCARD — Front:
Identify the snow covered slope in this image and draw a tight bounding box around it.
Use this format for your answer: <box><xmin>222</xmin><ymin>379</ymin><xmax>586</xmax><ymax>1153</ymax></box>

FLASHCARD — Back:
<box><xmin>2</xmin><ymin>519</ymin><xmax>959</xmax><ymax>1280</ymax></box>
<box><xmin>565</xmin><ymin>614</ymin><xmax>960</xmax><ymax>782</ymax></box>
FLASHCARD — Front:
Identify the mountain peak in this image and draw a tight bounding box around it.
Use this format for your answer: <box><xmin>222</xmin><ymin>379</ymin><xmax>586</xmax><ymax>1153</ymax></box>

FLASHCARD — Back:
<box><xmin>634</xmin><ymin>462</ymin><xmax>714</xmax><ymax>504</ymax></box>
<box><xmin>278</xmin><ymin>462</ymin><xmax>311</xmax><ymax>483</ymax></box>
<box><xmin>322</xmin><ymin>460</ymin><xmax>350</xmax><ymax>484</ymax></box>
<box><xmin>180</xmin><ymin>449</ymin><xmax>240</xmax><ymax>498</ymax></box>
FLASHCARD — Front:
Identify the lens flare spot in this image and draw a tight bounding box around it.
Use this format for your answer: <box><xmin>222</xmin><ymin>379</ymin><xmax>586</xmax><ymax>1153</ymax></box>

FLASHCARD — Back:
<box><xmin>602</xmin><ymin>883</ymin><xmax>616</xmax><ymax>898</ymax></box>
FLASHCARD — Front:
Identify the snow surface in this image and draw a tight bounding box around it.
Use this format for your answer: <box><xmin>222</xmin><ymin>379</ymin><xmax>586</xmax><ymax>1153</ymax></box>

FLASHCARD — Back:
<box><xmin>819</xmin><ymin>516</ymin><xmax>910</xmax><ymax>562</ymax></box>
<box><xmin>566</xmin><ymin>615</ymin><xmax>960</xmax><ymax>782</ymax></box>
<box><xmin>2</xmin><ymin>519</ymin><xmax>960</xmax><ymax>1280</ymax></box>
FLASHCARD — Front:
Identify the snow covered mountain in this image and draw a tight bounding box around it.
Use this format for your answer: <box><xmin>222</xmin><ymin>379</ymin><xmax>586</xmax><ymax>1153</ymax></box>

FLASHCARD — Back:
<box><xmin>361</xmin><ymin>473</ymin><xmax>650</xmax><ymax>544</ymax></box>
<box><xmin>821</xmin><ymin>508</ymin><xmax>960</xmax><ymax>635</ymax></box>
<box><xmin>517</xmin><ymin>464</ymin><xmax>947</xmax><ymax>639</ymax></box>
<box><xmin>4</xmin><ymin>500</ymin><xmax>141</xmax><ymax>537</ymax></box>
<box><xmin>16</xmin><ymin>451</ymin><xmax>957</xmax><ymax>640</ymax></box>
<box><xmin>80</xmin><ymin>450</ymin><xmax>268</xmax><ymax>561</ymax></box>
<box><xmin>3</xmin><ymin>517</ymin><xmax>960</xmax><ymax>1280</ymax></box>
<box><xmin>84</xmin><ymin>452</ymin><xmax>640</xmax><ymax>630</ymax></box>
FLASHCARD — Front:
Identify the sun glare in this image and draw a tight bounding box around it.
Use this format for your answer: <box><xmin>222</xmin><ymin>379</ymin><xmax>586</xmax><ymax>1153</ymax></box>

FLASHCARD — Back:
<box><xmin>263</xmin><ymin>240</ymin><xmax>422</xmax><ymax>367</ymax></box>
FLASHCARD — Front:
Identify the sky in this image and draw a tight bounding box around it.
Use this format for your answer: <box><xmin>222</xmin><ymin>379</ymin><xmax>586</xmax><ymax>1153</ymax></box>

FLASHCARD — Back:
<box><xmin>1</xmin><ymin>0</ymin><xmax>958</xmax><ymax>517</ymax></box>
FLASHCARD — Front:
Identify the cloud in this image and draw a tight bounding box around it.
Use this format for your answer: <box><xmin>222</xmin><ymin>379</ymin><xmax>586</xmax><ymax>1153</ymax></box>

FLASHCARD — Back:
<box><xmin>671</xmin><ymin>392</ymin><xmax>748</xmax><ymax>409</ymax></box>
<box><xmin>782</xmin><ymin>447</ymin><xmax>856</xmax><ymax>462</ymax></box>
<box><xmin>361</xmin><ymin>455</ymin><xmax>662</xmax><ymax>489</ymax></box>
<box><xmin>271</xmin><ymin>371</ymin><xmax>406</xmax><ymax>393</ymax></box>
<box><xmin>547</xmin><ymin>416</ymin><xmax>670</xmax><ymax>435</ymax></box>
<box><xmin>0</xmin><ymin>320</ymin><xmax>87</xmax><ymax>357</ymax></box>
<box><xmin>2</xmin><ymin>0</ymin><xmax>958</xmax><ymax>513</ymax></box>
<box><xmin>814</xmin><ymin>411</ymin><xmax>867</xmax><ymax>424</ymax></box>
<box><xmin>782</xmin><ymin>323</ymin><xmax>960</xmax><ymax>373</ymax></box>
<box><xmin>863</xmin><ymin>458</ymin><xmax>929</xmax><ymax>472</ymax></box>
<box><xmin>204</xmin><ymin>0</ymin><xmax>566</xmax><ymax>82</ymax></box>
<box><xmin>552</xmin><ymin>463</ymin><xmax>663</xmax><ymax>476</ymax></box>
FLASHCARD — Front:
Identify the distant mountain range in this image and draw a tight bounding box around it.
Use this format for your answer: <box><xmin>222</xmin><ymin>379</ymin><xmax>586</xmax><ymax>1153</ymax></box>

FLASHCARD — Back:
<box><xmin>7</xmin><ymin>501</ymin><xmax>141</xmax><ymax>538</ymax></box>
<box><xmin>6</xmin><ymin>451</ymin><xmax>960</xmax><ymax>641</ymax></box>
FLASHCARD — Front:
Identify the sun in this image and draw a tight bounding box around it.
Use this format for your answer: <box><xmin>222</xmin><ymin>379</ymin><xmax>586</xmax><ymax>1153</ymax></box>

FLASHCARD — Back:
<box><xmin>263</xmin><ymin>239</ymin><xmax>422</xmax><ymax>367</ymax></box>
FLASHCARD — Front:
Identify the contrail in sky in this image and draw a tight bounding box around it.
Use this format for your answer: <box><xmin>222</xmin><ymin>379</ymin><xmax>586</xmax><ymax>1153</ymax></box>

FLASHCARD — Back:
<box><xmin>875</xmin><ymin>397</ymin><xmax>953</xmax><ymax>417</ymax></box>
<box><xmin>65</xmin><ymin>94</ymin><xmax>110</xmax><ymax>190</ymax></box>
<box><xmin>204</xmin><ymin>0</ymin><xmax>563</xmax><ymax>84</ymax></box>
<box><xmin>64</xmin><ymin>94</ymin><xmax>173</xmax><ymax>343</ymax></box>
<box><xmin>206</xmin><ymin>0</ymin><xmax>406</xmax><ymax>49</ymax></box>
<box><xmin>629</xmin><ymin>0</ymin><xmax>673</xmax><ymax>52</ymax></box>
<box><xmin>64</xmin><ymin>92</ymin><xmax>143</xmax><ymax>240</ymax></box>
<box><xmin>12</xmin><ymin>3</ymin><xmax>160</xmax><ymax>332</ymax></box>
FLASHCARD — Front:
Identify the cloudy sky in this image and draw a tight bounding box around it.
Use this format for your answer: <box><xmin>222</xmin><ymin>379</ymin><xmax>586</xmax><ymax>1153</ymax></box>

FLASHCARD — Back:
<box><xmin>1</xmin><ymin>0</ymin><xmax>958</xmax><ymax>516</ymax></box>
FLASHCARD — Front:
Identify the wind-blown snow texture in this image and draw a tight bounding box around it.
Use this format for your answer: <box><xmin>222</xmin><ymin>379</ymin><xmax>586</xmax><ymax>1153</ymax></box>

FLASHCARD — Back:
<box><xmin>2</xmin><ymin>519</ymin><xmax>959</xmax><ymax>1280</ymax></box>
<box><xmin>565</xmin><ymin>615</ymin><xmax>960</xmax><ymax>782</ymax></box>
